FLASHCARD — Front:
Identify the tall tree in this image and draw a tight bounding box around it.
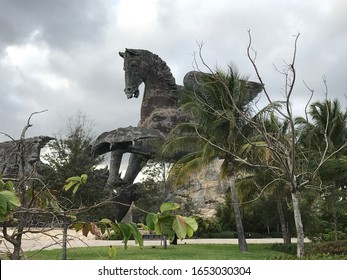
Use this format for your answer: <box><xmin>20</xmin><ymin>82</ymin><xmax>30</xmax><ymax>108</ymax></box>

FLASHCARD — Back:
<box><xmin>132</xmin><ymin>160</ymin><xmax>171</xmax><ymax>223</ymax></box>
<box><xmin>0</xmin><ymin>110</ymin><xmax>57</xmax><ymax>259</ymax></box>
<box><xmin>239</xmin><ymin>115</ymin><xmax>294</xmax><ymax>243</ymax></box>
<box><xmin>162</xmin><ymin>65</ymin><xmax>263</xmax><ymax>252</ymax></box>
<box><xmin>296</xmin><ymin>98</ymin><xmax>347</xmax><ymax>156</ymax></box>
<box><xmin>246</xmin><ymin>31</ymin><xmax>347</xmax><ymax>257</ymax></box>
<box><xmin>296</xmin><ymin>99</ymin><xmax>347</xmax><ymax>240</ymax></box>
<box><xmin>43</xmin><ymin>112</ymin><xmax>105</xmax><ymax>213</ymax></box>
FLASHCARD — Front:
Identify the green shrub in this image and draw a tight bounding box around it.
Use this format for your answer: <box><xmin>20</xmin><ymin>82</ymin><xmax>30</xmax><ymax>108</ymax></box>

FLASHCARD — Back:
<box><xmin>306</xmin><ymin>240</ymin><xmax>347</xmax><ymax>255</ymax></box>
<box><xmin>194</xmin><ymin>217</ymin><xmax>221</xmax><ymax>236</ymax></box>
<box><xmin>311</xmin><ymin>231</ymin><xmax>347</xmax><ymax>242</ymax></box>
<box><xmin>270</xmin><ymin>243</ymin><xmax>297</xmax><ymax>255</ymax></box>
<box><xmin>271</xmin><ymin>254</ymin><xmax>347</xmax><ymax>260</ymax></box>
<box><xmin>271</xmin><ymin>240</ymin><xmax>347</xmax><ymax>259</ymax></box>
<box><xmin>304</xmin><ymin>253</ymin><xmax>347</xmax><ymax>260</ymax></box>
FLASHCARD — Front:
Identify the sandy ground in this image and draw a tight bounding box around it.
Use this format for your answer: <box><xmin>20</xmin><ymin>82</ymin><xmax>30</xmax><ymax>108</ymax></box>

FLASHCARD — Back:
<box><xmin>0</xmin><ymin>228</ymin><xmax>310</xmax><ymax>253</ymax></box>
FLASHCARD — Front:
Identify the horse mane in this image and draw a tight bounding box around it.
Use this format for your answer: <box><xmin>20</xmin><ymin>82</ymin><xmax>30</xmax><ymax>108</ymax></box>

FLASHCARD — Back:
<box><xmin>130</xmin><ymin>49</ymin><xmax>177</xmax><ymax>89</ymax></box>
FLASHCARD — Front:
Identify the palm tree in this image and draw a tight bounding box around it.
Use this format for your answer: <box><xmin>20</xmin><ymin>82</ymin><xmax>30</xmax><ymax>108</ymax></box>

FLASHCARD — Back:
<box><xmin>161</xmin><ymin>66</ymin><xmax>263</xmax><ymax>252</ymax></box>
<box><xmin>296</xmin><ymin>99</ymin><xmax>347</xmax><ymax>240</ymax></box>
<box><xmin>296</xmin><ymin>99</ymin><xmax>347</xmax><ymax>154</ymax></box>
<box><xmin>239</xmin><ymin>114</ymin><xmax>295</xmax><ymax>243</ymax></box>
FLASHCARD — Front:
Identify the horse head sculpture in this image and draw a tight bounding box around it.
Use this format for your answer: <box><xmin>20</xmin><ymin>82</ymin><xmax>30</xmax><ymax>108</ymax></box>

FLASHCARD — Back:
<box><xmin>119</xmin><ymin>48</ymin><xmax>179</xmax><ymax>129</ymax></box>
<box><xmin>119</xmin><ymin>49</ymin><xmax>142</xmax><ymax>99</ymax></box>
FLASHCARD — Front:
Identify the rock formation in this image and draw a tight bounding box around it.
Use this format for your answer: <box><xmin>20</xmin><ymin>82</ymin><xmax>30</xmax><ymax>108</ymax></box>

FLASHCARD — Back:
<box><xmin>0</xmin><ymin>136</ymin><xmax>53</xmax><ymax>180</ymax></box>
<box><xmin>168</xmin><ymin>159</ymin><xmax>226</xmax><ymax>218</ymax></box>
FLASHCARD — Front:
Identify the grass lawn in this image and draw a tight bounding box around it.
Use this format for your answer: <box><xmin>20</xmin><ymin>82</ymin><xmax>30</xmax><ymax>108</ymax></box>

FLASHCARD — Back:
<box><xmin>26</xmin><ymin>244</ymin><xmax>291</xmax><ymax>260</ymax></box>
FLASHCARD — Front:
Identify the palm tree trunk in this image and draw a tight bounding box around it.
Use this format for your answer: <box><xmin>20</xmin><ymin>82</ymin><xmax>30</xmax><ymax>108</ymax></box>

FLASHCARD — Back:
<box><xmin>277</xmin><ymin>195</ymin><xmax>291</xmax><ymax>244</ymax></box>
<box><xmin>227</xmin><ymin>161</ymin><xmax>248</xmax><ymax>252</ymax></box>
<box><xmin>333</xmin><ymin>205</ymin><xmax>338</xmax><ymax>241</ymax></box>
<box><xmin>331</xmin><ymin>183</ymin><xmax>338</xmax><ymax>241</ymax></box>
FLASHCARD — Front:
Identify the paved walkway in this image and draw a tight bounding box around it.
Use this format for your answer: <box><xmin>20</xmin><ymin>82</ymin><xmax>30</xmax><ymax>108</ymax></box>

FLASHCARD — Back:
<box><xmin>0</xmin><ymin>228</ymin><xmax>309</xmax><ymax>253</ymax></box>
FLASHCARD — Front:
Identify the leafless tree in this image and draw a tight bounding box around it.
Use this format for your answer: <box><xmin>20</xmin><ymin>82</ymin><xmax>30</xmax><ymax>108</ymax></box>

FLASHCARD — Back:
<box><xmin>245</xmin><ymin>31</ymin><xmax>347</xmax><ymax>257</ymax></box>
<box><xmin>183</xmin><ymin>32</ymin><xmax>347</xmax><ymax>258</ymax></box>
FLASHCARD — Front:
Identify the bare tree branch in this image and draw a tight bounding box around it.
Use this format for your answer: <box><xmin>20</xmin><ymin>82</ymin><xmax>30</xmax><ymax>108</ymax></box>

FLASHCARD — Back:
<box><xmin>20</xmin><ymin>109</ymin><xmax>48</xmax><ymax>140</ymax></box>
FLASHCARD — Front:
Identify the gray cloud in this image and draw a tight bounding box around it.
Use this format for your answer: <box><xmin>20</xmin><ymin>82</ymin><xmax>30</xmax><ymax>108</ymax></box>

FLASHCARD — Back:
<box><xmin>0</xmin><ymin>0</ymin><xmax>346</xmax><ymax>146</ymax></box>
<box><xmin>0</xmin><ymin>0</ymin><xmax>109</xmax><ymax>49</ymax></box>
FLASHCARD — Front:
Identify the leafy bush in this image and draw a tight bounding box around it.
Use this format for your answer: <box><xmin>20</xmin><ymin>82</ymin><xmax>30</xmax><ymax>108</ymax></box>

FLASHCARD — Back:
<box><xmin>303</xmin><ymin>254</ymin><xmax>347</xmax><ymax>260</ymax></box>
<box><xmin>194</xmin><ymin>217</ymin><xmax>221</xmax><ymax>236</ymax></box>
<box><xmin>271</xmin><ymin>254</ymin><xmax>347</xmax><ymax>260</ymax></box>
<box><xmin>310</xmin><ymin>231</ymin><xmax>347</xmax><ymax>242</ymax></box>
<box><xmin>271</xmin><ymin>240</ymin><xmax>347</xmax><ymax>259</ymax></box>
<box><xmin>306</xmin><ymin>240</ymin><xmax>347</xmax><ymax>255</ymax></box>
<box><xmin>270</xmin><ymin>243</ymin><xmax>297</xmax><ymax>255</ymax></box>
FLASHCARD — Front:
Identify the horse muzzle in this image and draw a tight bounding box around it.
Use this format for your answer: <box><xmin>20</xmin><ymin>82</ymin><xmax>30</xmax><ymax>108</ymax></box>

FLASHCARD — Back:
<box><xmin>125</xmin><ymin>88</ymin><xmax>140</xmax><ymax>99</ymax></box>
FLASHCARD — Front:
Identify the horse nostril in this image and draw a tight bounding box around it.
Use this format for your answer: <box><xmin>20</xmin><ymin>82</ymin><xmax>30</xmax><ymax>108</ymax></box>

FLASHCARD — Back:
<box><xmin>126</xmin><ymin>87</ymin><xmax>132</xmax><ymax>92</ymax></box>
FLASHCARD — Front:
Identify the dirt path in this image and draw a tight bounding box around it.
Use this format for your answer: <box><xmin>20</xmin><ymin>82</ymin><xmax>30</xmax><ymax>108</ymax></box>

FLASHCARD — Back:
<box><xmin>0</xmin><ymin>228</ymin><xmax>309</xmax><ymax>253</ymax></box>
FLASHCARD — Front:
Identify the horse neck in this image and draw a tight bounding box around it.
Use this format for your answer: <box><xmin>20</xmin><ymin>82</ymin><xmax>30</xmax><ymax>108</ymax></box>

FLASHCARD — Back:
<box><xmin>143</xmin><ymin>74</ymin><xmax>177</xmax><ymax>103</ymax></box>
<box><xmin>139</xmin><ymin>76</ymin><xmax>178</xmax><ymax>122</ymax></box>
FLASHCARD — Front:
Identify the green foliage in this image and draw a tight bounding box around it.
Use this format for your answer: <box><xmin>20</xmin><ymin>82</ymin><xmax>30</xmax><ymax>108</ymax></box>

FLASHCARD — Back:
<box><xmin>71</xmin><ymin>218</ymin><xmax>144</xmax><ymax>249</ymax></box>
<box><xmin>42</xmin><ymin>112</ymin><xmax>106</xmax><ymax>216</ymax></box>
<box><xmin>30</xmin><ymin>188</ymin><xmax>61</xmax><ymax>212</ymax></box>
<box><xmin>194</xmin><ymin>216</ymin><xmax>222</xmax><ymax>237</ymax></box>
<box><xmin>160</xmin><ymin>202</ymin><xmax>180</xmax><ymax>213</ymax></box>
<box><xmin>306</xmin><ymin>240</ymin><xmax>347</xmax><ymax>255</ymax></box>
<box><xmin>63</xmin><ymin>174</ymin><xmax>88</xmax><ymax>196</ymax></box>
<box><xmin>28</xmin><ymin>244</ymin><xmax>300</xmax><ymax>260</ymax></box>
<box><xmin>0</xmin><ymin>176</ymin><xmax>20</xmax><ymax>222</ymax></box>
<box><xmin>215</xmin><ymin>188</ymin><xmax>237</xmax><ymax>231</ymax></box>
<box><xmin>146</xmin><ymin>212</ymin><xmax>158</xmax><ymax>230</ymax></box>
<box><xmin>300</xmin><ymin>254</ymin><xmax>347</xmax><ymax>260</ymax></box>
<box><xmin>145</xmin><ymin>202</ymin><xmax>198</xmax><ymax>241</ymax></box>
<box><xmin>108</xmin><ymin>245</ymin><xmax>117</xmax><ymax>259</ymax></box>
<box><xmin>133</xmin><ymin>160</ymin><xmax>171</xmax><ymax>223</ymax></box>
<box><xmin>161</xmin><ymin>67</ymin><xmax>258</xmax><ymax>185</ymax></box>
<box><xmin>301</xmin><ymin>156</ymin><xmax>347</xmax><ymax>241</ymax></box>
<box><xmin>319</xmin><ymin>156</ymin><xmax>347</xmax><ymax>182</ymax></box>
<box><xmin>270</xmin><ymin>243</ymin><xmax>297</xmax><ymax>255</ymax></box>
<box><xmin>271</xmin><ymin>240</ymin><xmax>347</xmax><ymax>259</ymax></box>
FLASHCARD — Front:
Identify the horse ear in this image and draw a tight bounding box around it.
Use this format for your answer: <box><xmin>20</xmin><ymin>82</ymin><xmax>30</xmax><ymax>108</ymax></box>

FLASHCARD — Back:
<box><xmin>125</xmin><ymin>48</ymin><xmax>139</xmax><ymax>56</ymax></box>
<box><xmin>119</xmin><ymin>51</ymin><xmax>125</xmax><ymax>58</ymax></box>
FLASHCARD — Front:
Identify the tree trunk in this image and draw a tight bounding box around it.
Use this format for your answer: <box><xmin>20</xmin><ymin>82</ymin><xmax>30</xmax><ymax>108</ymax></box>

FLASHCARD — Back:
<box><xmin>11</xmin><ymin>218</ymin><xmax>25</xmax><ymax>260</ymax></box>
<box><xmin>291</xmin><ymin>190</ymin><xmax>304</xmax><ymax>258</ymax></box>
<box><xmin>227</xmin><ymin>161</ymin><xmax>248</xmax><ymax>252</ymax></box>
<box><xmin>3</xmin><ymin>207</ymin><xmax>30</xmax><ymax>260</ymax></box>
<box><xmin>333</xmin><ymin>206</ymin><xmax>338</xmax><ymax>241</ymax></box>
<box><xmin>62</xmin><ymin>218</ymin><xmax>68</xmax><ymax>260</ymax></box>
<box><xmin>277</xmin><ymin>195</ymin><xmax>291</xmax><ymax>244</ymax></box>
<box><xmin>331</xmin><ymin>183</ymin><xmax>338</xmax><ymax>241</ymax></box>
<box><xmin>2</xmin><ymin>214</ymin><xmax>25</xmax><ymax>260</ymax></box>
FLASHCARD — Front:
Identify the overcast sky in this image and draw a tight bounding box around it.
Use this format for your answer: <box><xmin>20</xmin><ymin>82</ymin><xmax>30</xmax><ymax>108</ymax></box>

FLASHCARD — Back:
<box><xmin>1</xmin><ymin>0</ymin><xmax>346</xmax><ymax>144</ymax></box>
